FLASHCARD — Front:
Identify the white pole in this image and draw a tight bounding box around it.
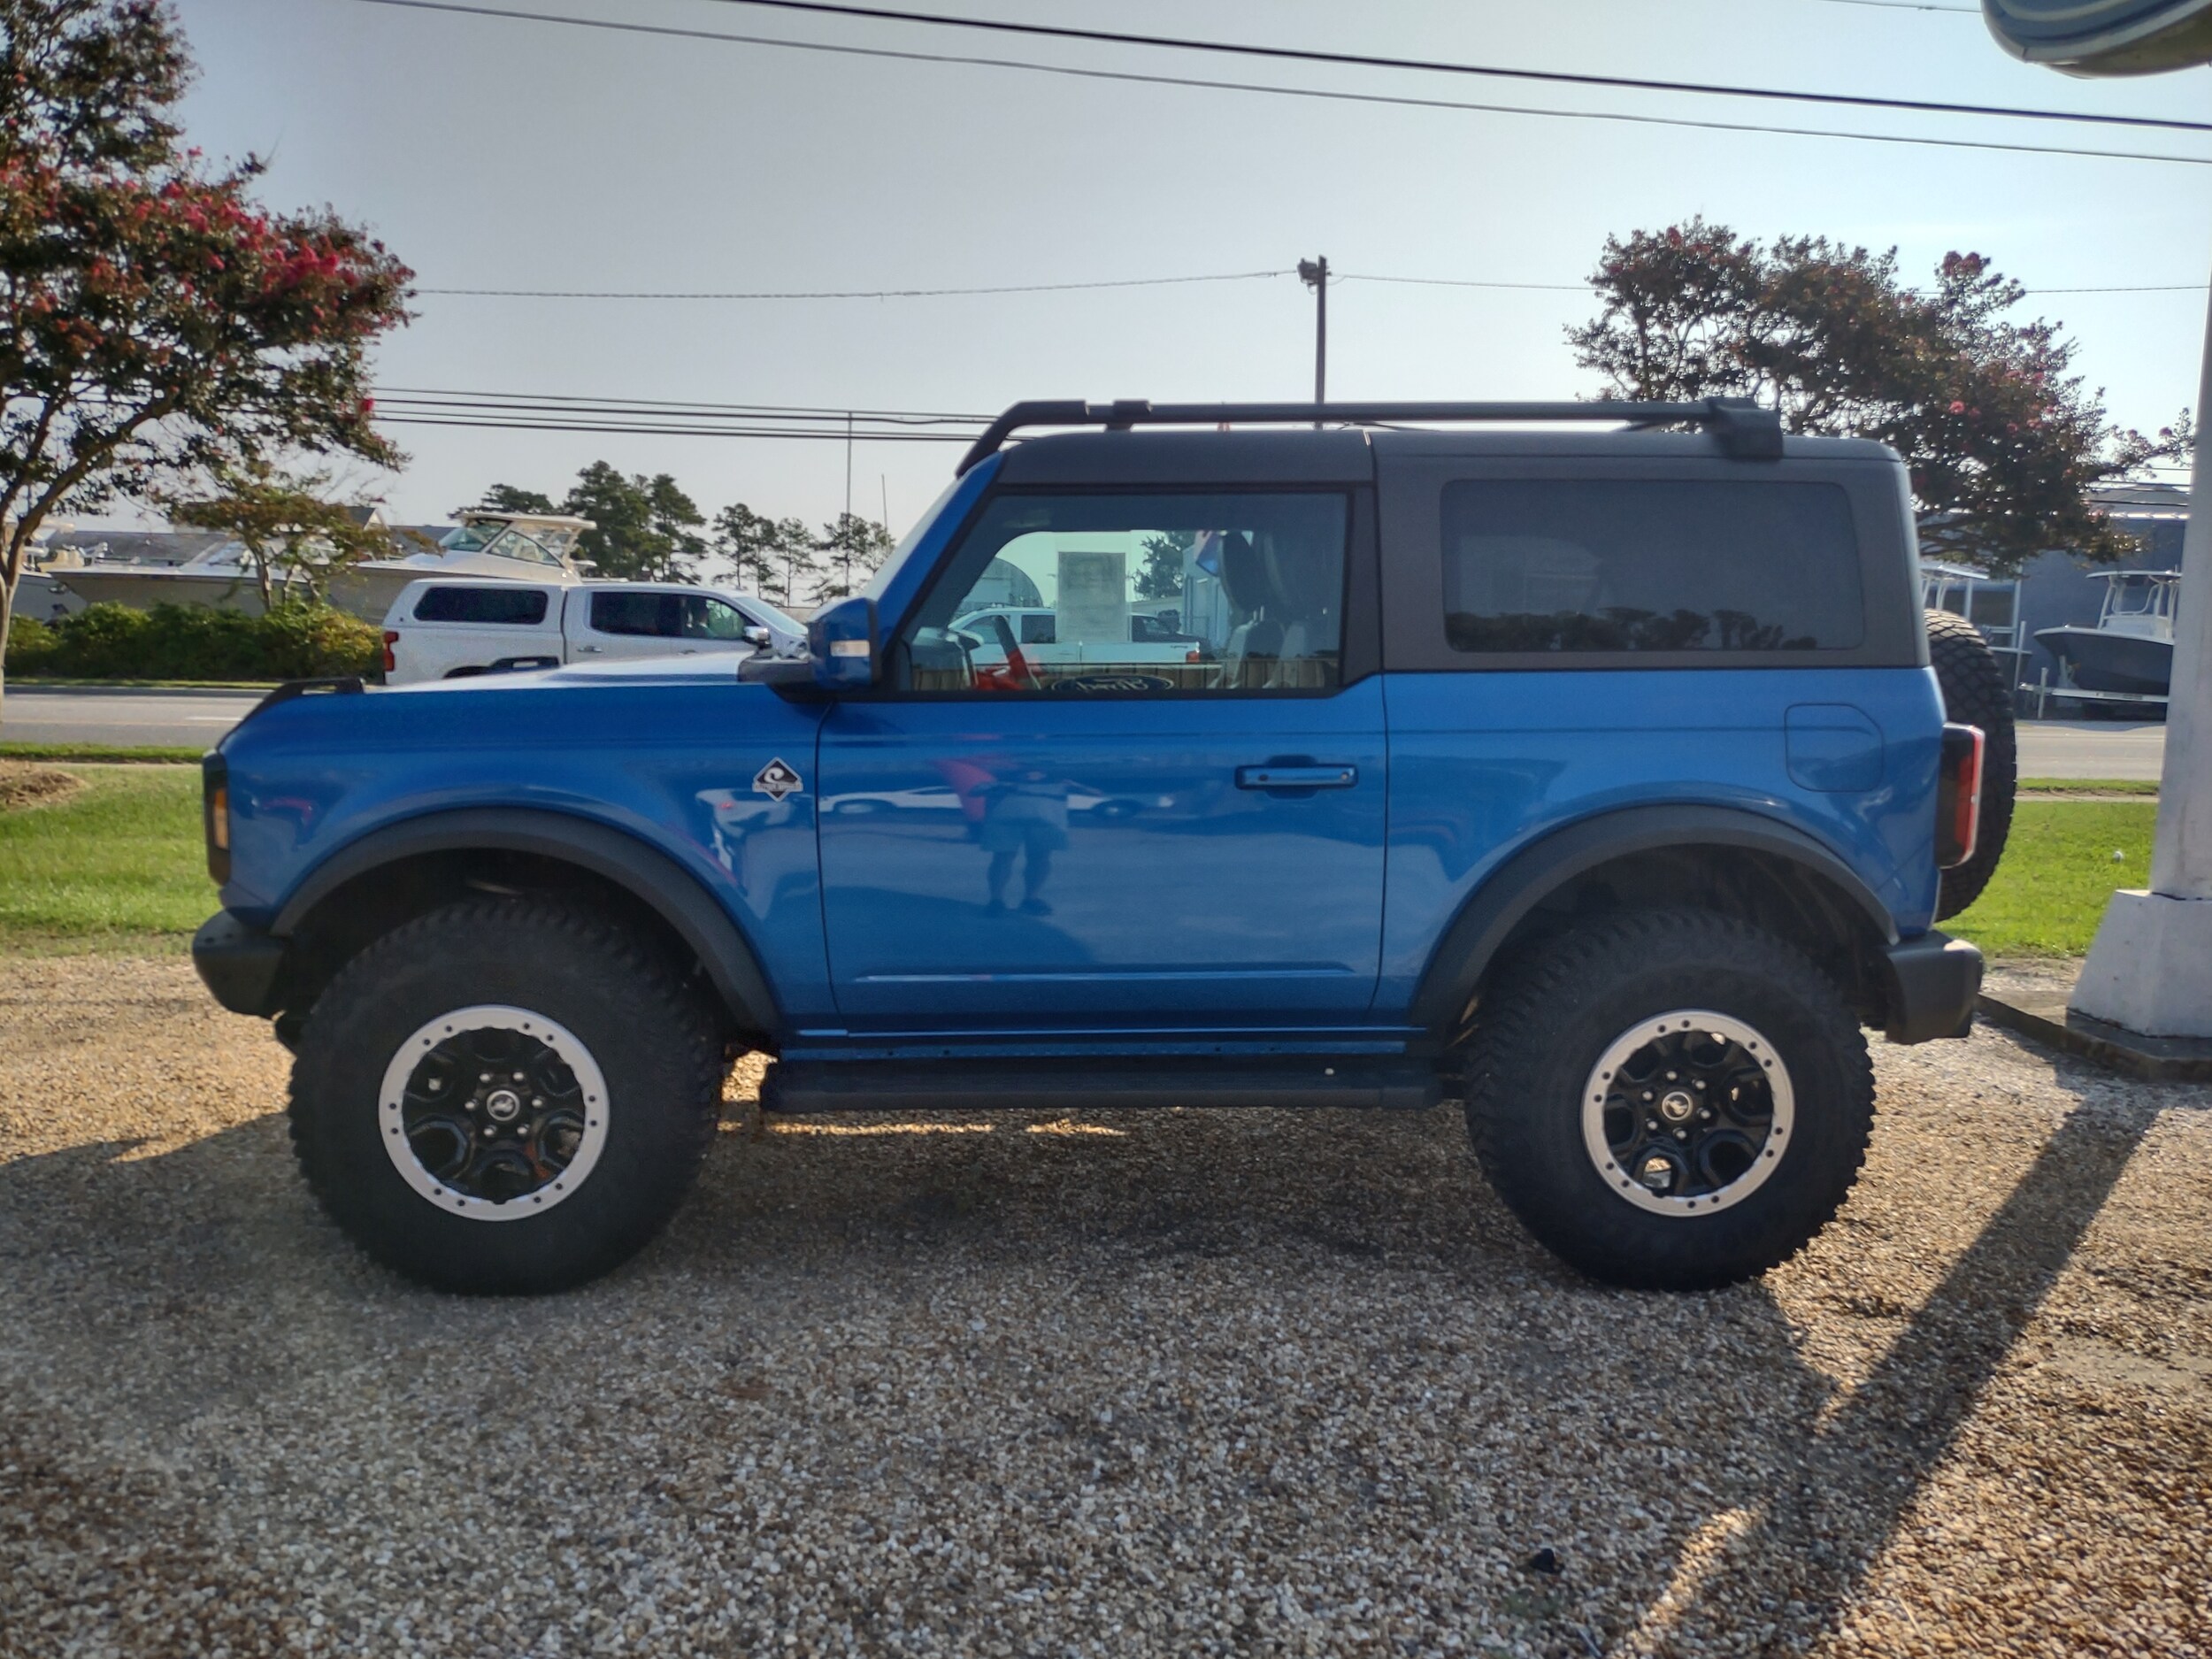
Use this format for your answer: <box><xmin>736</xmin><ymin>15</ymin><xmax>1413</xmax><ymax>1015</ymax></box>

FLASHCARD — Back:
<box><xmin>2070</xmin><ymin>266</ymin><xmax>2212</xmax><ymax>1035</ymax></box>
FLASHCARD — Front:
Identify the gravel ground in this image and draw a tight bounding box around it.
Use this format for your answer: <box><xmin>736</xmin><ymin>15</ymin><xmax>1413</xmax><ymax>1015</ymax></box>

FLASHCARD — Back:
<box><xmin>1</xmin><ymin>955</ymin><xmax>2207</xmax><ymax>1659</ymax></box>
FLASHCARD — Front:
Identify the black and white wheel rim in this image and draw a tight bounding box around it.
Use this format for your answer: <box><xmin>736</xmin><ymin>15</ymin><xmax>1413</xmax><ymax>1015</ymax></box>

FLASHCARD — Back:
<box><xmin>379</xmin><ymin>1006</ymin><xmax>609</xmax><ymax>1221</ymax></box>
<box><xmin>1581</xmin><ymin>1010</ymin><xmax>1793</xmax><ymax>1217</ymax></box>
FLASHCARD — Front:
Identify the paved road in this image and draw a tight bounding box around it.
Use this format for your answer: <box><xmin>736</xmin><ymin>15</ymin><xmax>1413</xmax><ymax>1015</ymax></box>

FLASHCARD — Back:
<box><xmin>2015</xmin><ymin>719</ymin><xmax>2166</xmax><ymax>782</ymax></box>
<box><xmin>0</xmin><ymin>686</ymin><xmax>265</xmax><ymax>749</ymax></box>
<box><xmin>0</xmin><ymin>687</ymin><xmax>2176</xmax><ymax>780</ymax></box>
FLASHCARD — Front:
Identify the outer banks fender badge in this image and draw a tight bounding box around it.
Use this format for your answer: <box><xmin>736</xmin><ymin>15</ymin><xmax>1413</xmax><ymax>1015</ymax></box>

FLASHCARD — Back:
<box><xmin>753</xmin><ymin>757</ymin><xmax>803</xmax><ymax>801</ymax></box>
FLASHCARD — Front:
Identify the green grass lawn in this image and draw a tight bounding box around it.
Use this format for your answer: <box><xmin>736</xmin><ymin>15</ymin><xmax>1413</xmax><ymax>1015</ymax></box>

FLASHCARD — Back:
<box><xmin>0</xmin><ymin>762</ymin><xmax>2160</xmax><ymax>962</ymax></box>
<box><xmin>1945</xmin><ymin>798</ymin><xmax>2157</xmax><ymax>959</ymax></box>
<box><xmin>0</xmin><ymin>764</ymin><xmax>210</xmax><ymax>953</ymax></box>
<box><xmin>1</xmin><ymin>741</ymin><xmax>206</xmax><ymax>764</ymax></box>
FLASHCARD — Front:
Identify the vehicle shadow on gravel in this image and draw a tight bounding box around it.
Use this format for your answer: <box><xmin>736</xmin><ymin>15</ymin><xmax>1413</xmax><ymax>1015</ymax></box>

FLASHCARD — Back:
<box><xmin>0</xmin><ymin>1063</ymin><xmax>2187</xmax><ymax>1656</ymax></box>
<box><xmin>1645</xmin><ymin>1072</ymin><xmax>2190</xmax><ymax>1655</ymax></box>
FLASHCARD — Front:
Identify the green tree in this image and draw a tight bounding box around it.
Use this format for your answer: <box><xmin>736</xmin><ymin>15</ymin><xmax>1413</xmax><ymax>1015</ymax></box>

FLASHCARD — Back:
<box><xmin>814</xmin><ymin>511</ymin><xmax>895</xmax><ymax>601</ymax></box>
<box><xmin>561</xmin><ymin>462</ymin><xmax>705</xmax><ymax>582</ymax></box>
<box><xmin>168</xmin><ymin>457</ymin><xmax>402</xmax><ymax>609</ymax></box>
<box><xmin>1567</xmin><ymin>219</ymin><xmax>2189</xmax><ymax>572</ymax></box>
<box><xmin>473</xmin><ymin>483</ymin><xmax>558</xmax><ymax>515</ymax></box>
<box><xmin>1136</xmin><ymin>530</ymin><xmax>1193</xmax><ymax>601</ymax></box>
<box><xmin>711</xmin><ymin>501</ymin><xmax>782</xmax><ymax>593</ymax></box>
<box><xmin>0</xmin><ymin>0</ymin><xmax>413</xmax><ymax>707</ymax></box>
<box><xmin>771</xmin><ymin>516</ymin><xmax>818</xmax><ymax>608</ymax></box>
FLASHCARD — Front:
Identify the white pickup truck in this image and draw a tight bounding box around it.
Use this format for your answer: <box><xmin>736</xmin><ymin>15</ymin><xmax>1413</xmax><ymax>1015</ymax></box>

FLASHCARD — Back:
<box><xmin>380</xmin><ymin>580</ymin><xmax>807</xmax><ymax>686</ymax></box>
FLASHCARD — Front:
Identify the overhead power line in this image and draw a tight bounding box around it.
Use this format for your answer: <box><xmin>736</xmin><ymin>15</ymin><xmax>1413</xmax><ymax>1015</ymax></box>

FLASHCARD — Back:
<box><xmin>376</xmin><ymin>413</ymin><xmax>979</xmax><ymax>440</ymax></box>
<box><xmin>412</xmin><ymin>269</ymin><xmax>1285</xmax><ymax>299</ymax></box>
<box><xmin>374</xmin><ymin>387</ymin><xmax>994</xmax><ymax>419</ymax></box>
<box><xmin>366</xmin><ymin>387</ymin><xmax>995</xmax><ymax>442</ymax></box>
<box><xmin>403</xmin><ymin>270</ymin><xmax>2211</xmax><ymax>302</ymax></box>
<box><xmin>1806</xmin><ymin>0</ymin><xmax>1979</xmax><ymax>12</ymax></box>
<box><xmin>680</xmin><ymin>0</ymin><xmax>2212</xmax><ymax>136</ymax></box>
<box><xmin>349</xmin><ymin>0</ymin><xmax>2212</xmax><ymax>168</ymax></box>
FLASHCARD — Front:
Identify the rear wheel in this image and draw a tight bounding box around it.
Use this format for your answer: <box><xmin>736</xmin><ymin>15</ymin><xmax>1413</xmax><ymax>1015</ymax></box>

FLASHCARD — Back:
<box><xmin>289</xmin><ymin>901</ymin><xmax>723</xmax><ymax>1294</ymax></box>
<box><xmin>1926</xmin><ymin>607</ymin><xmax>2016</xmax><ymax>920</ymax></box>
<box><xmin>1463</xmin><ymin>910</ymin><xmax>1874</xmax><ymax>1291</ymax></box>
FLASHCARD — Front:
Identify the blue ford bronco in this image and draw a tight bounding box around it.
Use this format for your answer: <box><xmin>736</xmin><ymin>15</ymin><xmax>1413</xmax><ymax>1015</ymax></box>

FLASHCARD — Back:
<box><xmin>192</xmin><ymin>398</ymin><xmax>2008</xmax><ymax>1295</ymax></box>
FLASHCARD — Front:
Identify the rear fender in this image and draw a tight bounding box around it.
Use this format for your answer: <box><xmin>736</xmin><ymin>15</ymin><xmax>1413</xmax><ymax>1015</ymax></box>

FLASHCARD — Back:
<box><xmin>1409</xmin><ymin>803</ymin><xmax>1899</xmax><ymax>1033</ymax></box>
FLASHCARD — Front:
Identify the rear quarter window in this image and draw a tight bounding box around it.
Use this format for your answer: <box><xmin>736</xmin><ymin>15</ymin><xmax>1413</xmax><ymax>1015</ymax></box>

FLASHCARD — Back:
<box><xmin>412</xmin><ymin>586</ymin><xmax>550</xmax><ymax>626</ymax></box>
<box><xmin>1440</xmin><ymin>480</ymin><xmax>1863</xmax><ymax>655</ymax></box>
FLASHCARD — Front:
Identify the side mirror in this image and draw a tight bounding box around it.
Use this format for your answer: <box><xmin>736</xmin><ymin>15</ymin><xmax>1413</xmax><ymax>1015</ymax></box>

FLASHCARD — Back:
<box><xmin>741</xmin><ymin>625</ymin><xmax>772</xmax><ymax>648</ymax></box>
<box><xmin>809</xmin><ymin>596</ymin><xmax>878</xmax><ymax>690</ymax></box>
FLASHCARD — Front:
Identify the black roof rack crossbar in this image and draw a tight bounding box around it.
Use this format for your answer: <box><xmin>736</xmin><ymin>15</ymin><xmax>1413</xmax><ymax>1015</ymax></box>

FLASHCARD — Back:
<box><xmin>956</xmin><ymin>396</ymin><xmax>1785</xmax><ymax>472</ymax></box>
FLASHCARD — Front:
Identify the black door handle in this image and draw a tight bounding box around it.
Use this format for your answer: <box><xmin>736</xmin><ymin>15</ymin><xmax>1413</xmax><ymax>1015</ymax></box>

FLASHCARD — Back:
<box><xmin>1235</xmin><ymin>764</ymin><xmax>1357</xmax><ymax>790</ymax></box>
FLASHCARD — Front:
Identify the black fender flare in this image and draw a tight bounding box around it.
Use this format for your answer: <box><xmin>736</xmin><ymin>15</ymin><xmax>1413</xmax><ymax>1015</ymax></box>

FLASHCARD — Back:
<box><xmin>1408</xmin><ymin>803</ymin><xmax>1900</xmax><ymax>1032</ymax></box>
<box><xmin>273</xmin><ymin>807</ymin><xmax>780</xmax><ymax>1038</ymax></box>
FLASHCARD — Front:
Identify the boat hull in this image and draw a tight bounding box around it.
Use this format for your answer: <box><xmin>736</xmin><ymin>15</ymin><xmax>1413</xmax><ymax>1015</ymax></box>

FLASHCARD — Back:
<box><xmin>2034</xmin><ymin>625</ymin><xmax>2172</xmax><ymax>695</ymax></box>
<box><xmin>50</xmin><ymin>568</ymin><xmax>293</xmax><ymax>616</ymax></box>
<box><xmin>326</xmin><ymin>560</ymin><xmax>581</xmax><ymax>622</ymax></box>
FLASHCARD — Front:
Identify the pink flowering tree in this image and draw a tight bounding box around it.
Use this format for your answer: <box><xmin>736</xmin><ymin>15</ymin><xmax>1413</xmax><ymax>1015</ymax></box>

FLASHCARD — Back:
<box><xmin>1568</xmin><ymin>218</ymin><xmax>2189</xmax><ymax>572</ymax></box>
<box><xmin>0</xmin><ymin>0</ymin><xmax>412</xmax><ymax>703</ymax></box>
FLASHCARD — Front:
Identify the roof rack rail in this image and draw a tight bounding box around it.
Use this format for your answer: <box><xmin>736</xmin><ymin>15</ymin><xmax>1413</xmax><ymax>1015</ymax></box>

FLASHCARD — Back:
<box><xmin>956</xmin><ymin>396</ymin><xmax>1785</xmax><ymax>472</ymax></box>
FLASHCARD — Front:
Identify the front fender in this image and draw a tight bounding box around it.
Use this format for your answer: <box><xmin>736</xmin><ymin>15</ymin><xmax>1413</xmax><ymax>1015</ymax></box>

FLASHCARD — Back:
<box><xmin>271</xmin><ymin>807</ymin><xmax>780</xmax><ymax>1039</ymax></box>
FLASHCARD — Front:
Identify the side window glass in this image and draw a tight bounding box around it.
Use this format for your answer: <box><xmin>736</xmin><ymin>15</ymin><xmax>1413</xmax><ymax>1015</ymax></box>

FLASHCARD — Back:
<box><xmin>590</xmin><ymin>592</ymin><xmax>684</xmax><ymax>637</ymax></box>
<box><xmin>1440</xmin><ymin>480</ymin><xmax>1863</xmax><ymax>654</ymax></box>
<box><xmin>414</xmin><ymin>586</ymin><xmax>549</xmax><ymax>625</ymax></box>
<box><xmin>686</xmin><ymin>597</ymin><xmax>749</xmax><ymax>641</ymax></box>
<box><xmin>904</xmin><ymin>492</ymin><xmax>1348</xmax><ymax>695</ymax></box>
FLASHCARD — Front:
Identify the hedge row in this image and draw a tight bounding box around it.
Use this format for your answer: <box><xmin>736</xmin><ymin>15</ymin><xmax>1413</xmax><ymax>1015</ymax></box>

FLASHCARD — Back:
<box><xmin>5</xmin><ymin>602</ymin><xmax>381</xmax><ymax>681</ymax></box>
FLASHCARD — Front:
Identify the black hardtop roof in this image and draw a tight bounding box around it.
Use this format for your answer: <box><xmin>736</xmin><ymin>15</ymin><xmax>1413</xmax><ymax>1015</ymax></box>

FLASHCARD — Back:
<box><xmin>994</xmin><ymin>423</ymin><xmax>1899</xmax><ymax>488</ymax></box>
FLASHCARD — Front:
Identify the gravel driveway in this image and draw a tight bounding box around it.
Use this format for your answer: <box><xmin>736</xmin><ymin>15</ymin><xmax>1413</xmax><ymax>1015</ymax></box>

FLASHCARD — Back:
<box><xmin>3</xmin><ymin>956</ymin><xmax>2207</xmax><ymax>1658</ymax></box>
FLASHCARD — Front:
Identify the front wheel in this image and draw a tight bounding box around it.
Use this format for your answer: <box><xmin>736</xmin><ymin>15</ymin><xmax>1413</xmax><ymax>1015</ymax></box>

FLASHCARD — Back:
<box><xmin>289</xmin><ymin>901</ymin><xmax>724</xmax><ymax>1294</ymax></box>
<box><xmin>1463</xmin><ymin>910</ymin><xmax>1874</xmax><ymax>1291</ymax></box>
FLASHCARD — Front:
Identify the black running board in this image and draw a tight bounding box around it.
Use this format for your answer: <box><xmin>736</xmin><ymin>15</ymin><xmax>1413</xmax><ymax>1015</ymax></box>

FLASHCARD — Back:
<box><xmin>761</xmin><ymin>1057</ymin><xmax>1445</xmax><ymax>1114</ymax></box>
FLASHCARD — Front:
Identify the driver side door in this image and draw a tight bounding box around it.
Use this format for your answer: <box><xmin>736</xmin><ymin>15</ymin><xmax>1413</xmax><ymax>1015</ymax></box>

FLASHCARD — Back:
<box><xmin>816</xmin><ymin>486</ymin><xmax>1386</xmax><ymax>1031</ymax></box>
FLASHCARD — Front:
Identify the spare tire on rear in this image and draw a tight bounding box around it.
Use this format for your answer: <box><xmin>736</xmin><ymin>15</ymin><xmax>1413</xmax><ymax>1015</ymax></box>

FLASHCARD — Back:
<box><xmin>1926</xmin><ymin>607</ymin><xmax>2016</xmax><ymax>920</ymax></box>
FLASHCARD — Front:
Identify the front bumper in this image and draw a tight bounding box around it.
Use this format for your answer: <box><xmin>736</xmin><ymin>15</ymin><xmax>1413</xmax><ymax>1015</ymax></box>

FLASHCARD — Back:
<box><xmin>1881</xmin><ymin>929</ymin><xmax>1984</xmax><ymax>1044</ymax></box>
<box><xmin>192</xmin><ymin>910</ymin><xmax>287</xmax><ymax>1018</ymax></box>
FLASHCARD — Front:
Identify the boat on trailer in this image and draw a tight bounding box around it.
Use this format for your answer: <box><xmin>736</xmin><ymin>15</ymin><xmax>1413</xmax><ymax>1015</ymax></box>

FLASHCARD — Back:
<box><xmin>326</xmin><ymin>511</ymin><xmax>597</xmax><ymax>621</ymax></box>
<box><xmin>2032</xmin><ymin>569</ymin><xmax>2177</xmax><ymax>698</ymax></box>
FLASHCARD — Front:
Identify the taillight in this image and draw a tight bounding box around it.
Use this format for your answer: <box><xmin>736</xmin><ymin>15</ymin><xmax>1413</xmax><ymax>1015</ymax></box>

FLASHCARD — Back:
<box><xmin>380</xmin><ymin>630</ymin><xmax>399</xmax><ymax>675</ymax></box>
<box><xmin>1936</xmin><ymin>723</ymin><xmax>1984</xmax><ymax>869</ymax></box>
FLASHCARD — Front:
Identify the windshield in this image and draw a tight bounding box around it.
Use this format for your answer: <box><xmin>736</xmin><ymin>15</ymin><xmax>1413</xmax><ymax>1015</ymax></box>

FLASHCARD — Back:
<box><xmin>731</xmin><ymin>593</ymin><xmax>803</xmax><ymax>635</ymax></box>
<box><xmin>442</xmin><ymin>519</ymin><xmax>583</xmax><ymax>566</ymax></box>
<box><xmin>442</xmin><ymin>520</ymin><xmax>502</xmax><ymax>554</ymax></box>
<box><xmin>863</xmin><ymin>475</ymin><xmax>968</xmax><ymax>604</ymax></box>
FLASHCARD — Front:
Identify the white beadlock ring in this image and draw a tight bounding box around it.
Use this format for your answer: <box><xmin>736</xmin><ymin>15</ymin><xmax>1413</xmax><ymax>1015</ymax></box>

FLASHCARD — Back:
<box><xmin>1580</xmin><ymin>1009</ymin><xmax>1795</xmax><ymax>1219</ymax></box>
<box><xmin>378</xmin><ymin>1005</ymin><xmax>610</xmax><ymax>1223</ymax></box>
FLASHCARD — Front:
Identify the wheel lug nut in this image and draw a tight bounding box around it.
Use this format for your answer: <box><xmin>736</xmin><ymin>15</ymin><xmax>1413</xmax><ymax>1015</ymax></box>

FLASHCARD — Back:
<box><xmin>1646</xmin><ymin>1118</ymin><xmax>1659</xmax><ymax>1132</ymax></box>
<box><xmin>1674</xmin><ymin>1129</ymin><xmax>1688</xmax><ymax>1141</ymax></box>
<box><xmin>1699</xmin><ymin>1109</ymin><xmax>1713</xmax><ymax>1121</ymax></box>
<box><xmin>480</xmin><ymin>1072</ymin><xmax>492</xmax><ymax>1082</ymax></box>
<box><xmin>1641</xmin><ymin>1090</ymin><xmax>1654</xmax><ymax>1102</ymax></box>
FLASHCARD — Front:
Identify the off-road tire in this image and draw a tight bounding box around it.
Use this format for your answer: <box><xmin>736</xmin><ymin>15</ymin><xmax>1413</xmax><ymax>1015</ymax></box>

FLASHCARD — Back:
<box><xmin>1463</xmin><ymin>909</ymin><xmax>1875</xmax><ymax>1292</ymax></box>
<box><xmin>289</xmin><ymin>900</ymin><xmax>723</xmax><ymax>1294</ymax></box>
<box><xmin>1926</xmin><ymin>607</ymin><xmax>2016</xmax><ymax>920</ymax></box>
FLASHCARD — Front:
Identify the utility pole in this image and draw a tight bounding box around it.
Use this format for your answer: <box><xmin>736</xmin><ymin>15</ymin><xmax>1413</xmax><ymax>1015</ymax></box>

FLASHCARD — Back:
<box><xmin>843</xmin><ymin>411</ymin><xmax>855</xmax><ymax>595</ymax></box>
<box><xmin>1976</xmin><ymin>0</ymin><xmax>2212</xmax><ymax>1038</ymax></box>
<box><xmin>1298</xmin><ymin>256</ymin><xmax>1328</xmax><ymax>426</ymax></box>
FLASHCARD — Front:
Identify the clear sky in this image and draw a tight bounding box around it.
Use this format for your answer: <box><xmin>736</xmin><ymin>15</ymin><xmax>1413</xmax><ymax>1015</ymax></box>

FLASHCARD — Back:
<box><xmin>162</xmin><ymin>0</ymin><xmax>2210</xmax><ymax>560</ymax></box>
